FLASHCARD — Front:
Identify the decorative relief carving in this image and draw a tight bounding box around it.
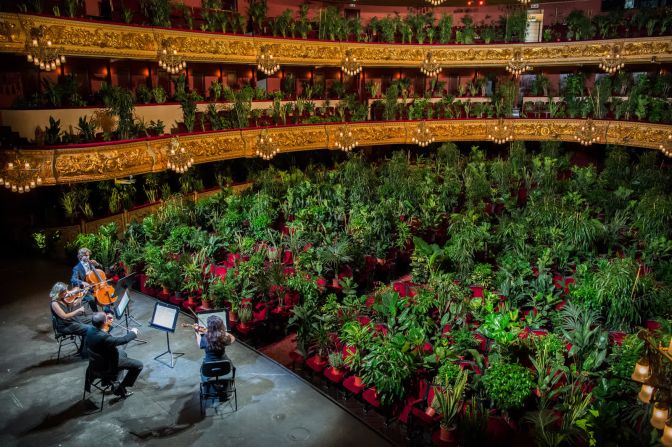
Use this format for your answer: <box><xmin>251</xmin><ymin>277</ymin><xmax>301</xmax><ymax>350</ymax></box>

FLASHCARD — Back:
<box><xmin>54</xmin><ymin>143</ymin><xmax>153</xmax><ymax>179</ymax></box>
<box><xmin>4</xmin><ymin>119</ymin><xmax>670</xmax><ymax>186</ymax></box>
<box><xmin>2</xmin><ymin>13</ymin><xmax>671</xmax><ymax>66</ymax></box>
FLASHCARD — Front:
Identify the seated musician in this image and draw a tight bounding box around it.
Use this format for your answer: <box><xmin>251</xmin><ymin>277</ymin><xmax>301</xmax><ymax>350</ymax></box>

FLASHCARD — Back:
<box><xmin>195</xmin><ymin>315</ymin><xmax>236</xmax><ymax>382</ymax></box>
<box><xmin>71</xmin><ymin>247</ymin><xmax>100</xmax><ymax>313</ymax></box>
<box><xmin>50</xmin><ymin>282</ymin><xmax>92</xmax><ymax>358</ymax></box>
<box><xmin>85</xmin><ymin>312</ymin><xmax>143</xmax><ymax>399</ymax></box>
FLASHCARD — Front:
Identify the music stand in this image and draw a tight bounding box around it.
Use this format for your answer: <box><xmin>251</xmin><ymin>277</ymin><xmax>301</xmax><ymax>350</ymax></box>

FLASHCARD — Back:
<box><xmin>114</xmin><ymin>273</ymin><xmax>142</xmax><ymax>327</ymax></box>
<box><xmin>113</xmin><ymin>290</ymin><xmax>147</xmax><ymax>345</ymax></box>
<box><xmin>150</xmin><ymin>302</ymin><xmax>183</xmax><ymax>368</ymax></box>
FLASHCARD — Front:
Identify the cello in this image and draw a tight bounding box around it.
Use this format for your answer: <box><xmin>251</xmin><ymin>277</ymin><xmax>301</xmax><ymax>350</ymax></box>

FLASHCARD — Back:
<box><xmin>86</xmin><ymin>260</ymin><xmax>117</xmax><ymax>306</ymax></box>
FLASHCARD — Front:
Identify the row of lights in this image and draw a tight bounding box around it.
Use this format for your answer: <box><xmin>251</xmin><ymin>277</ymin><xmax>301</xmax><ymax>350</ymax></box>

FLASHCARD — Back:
<box><xmin>0</xmin><ymin>158</ymin><xmax>42</xmax><ymax>193</ymax></box>
<box><xmin>23</xmin><ymin>30</ymin><xmax>627</xmax><ymax>79</ymax></box>
<box><xmin>631</xmin><ymin>333</ymin><xmax>672</xmax><ymax>446</ymax></box>
<box><xmin>574</xmin><ymin>119</ymin><xmax>602</xmax><ymax>146</ymax></box>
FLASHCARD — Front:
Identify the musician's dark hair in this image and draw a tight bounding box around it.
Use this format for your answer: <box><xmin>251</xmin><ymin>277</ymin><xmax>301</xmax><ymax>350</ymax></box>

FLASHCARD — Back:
<box><xmin>91</xmin><ymin>312</ymin><xmax>107</xmax><ymax>329</ymax></box>
<box><xmin>205</xmin><ymin>315</ymin><xmax>227</xmax><ymax>354</ymax></box>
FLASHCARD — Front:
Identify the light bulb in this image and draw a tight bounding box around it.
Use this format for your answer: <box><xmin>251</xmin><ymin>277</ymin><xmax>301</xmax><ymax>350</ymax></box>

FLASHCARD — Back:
<box><xmin>639</xmin><ymin>384</ymin><xmax>654</xmax><ymax>404</ymax></box>
<box><xmin>650</xmin><ymin>403</ymin><xmax>669</xmax><ymax>430</ymax></box>
<box><xmin>662</xmin><ymin>422</ymin><xmax>672</xmax><ymax>447</ymax></box>
<box><xmin>632</xmin><ymin>358</ymin><xmax>651</xmax><ymax>382</ymax></box>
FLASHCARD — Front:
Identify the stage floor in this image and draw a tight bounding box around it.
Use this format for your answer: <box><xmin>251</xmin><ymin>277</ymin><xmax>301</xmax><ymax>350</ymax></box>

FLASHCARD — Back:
<box><xmin>0</xmin><ymin>258</ymin><xmax>391</xmax><ymax>447</ymax></box>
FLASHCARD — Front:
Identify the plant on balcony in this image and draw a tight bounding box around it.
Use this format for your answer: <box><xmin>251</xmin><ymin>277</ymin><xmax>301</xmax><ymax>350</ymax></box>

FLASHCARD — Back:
<box><xmin>296</xmin><ymin>4</ymin><xmax>311</xmax><ymax>39</ymax></box>
<box><xmin>136</xmin><ymin>84</ymin><xmax>152</xmax><ymax>104</ymax></box>
<box><xmin>438</xmin><ymin>13</ymin><xmax>453</xmax><ymax>43</ymax></box>
<box><xmin>76</xmin><ymin>116</ymin><xmax>96</xmax><ymax>142</ymax></box>
<box><xmin>44</xmin><ymin>116</ymin><xmax>62</xmax><ymax>145</ymax></box>
<box><xmin>531</xmin><ymin>74</ymin><xmax>551</xmax><ymax>97</ymax></box>
<box><xmin>152</xmin><ymin>86</ymin><xmax>167</xmax><ymax>104</ymax></box>
<box><xmin>481</xmin><ymin>25</ymin><xmax>496</xmax><ymax>44</ymax></box>
<box><xmin>101</xmin><ymin>83</ymin><xmax>135</xmax><ymax>140</ymax></box>
<box><xmin>247</xmin><ymin>0</ymin><xmax>267</xmax><ymax>34</ymax></box>
<box><xmin>179</xmin><ymin>91</ymin><xmax>203</xmax><ymax>132</ymax></box>
<box><xmin>566</xmin><ymin>10</ymin><xmax>594</xmax><ymax>41</ymax></box>
<box><xmin>379</xmin><ymin>16</ymin><xmax>397</xmax><ymax>43</ymax></box>
<box><xmin>140</xmin><ymin>0</ymin><xmax>171</xmax><ymax>28</ymax></box>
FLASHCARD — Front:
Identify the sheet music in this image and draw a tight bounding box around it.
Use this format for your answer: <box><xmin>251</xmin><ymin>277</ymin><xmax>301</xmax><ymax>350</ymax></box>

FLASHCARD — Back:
<box><xmin>151</xmin><ymin>304</ymin><xmax>178</xmax><ymax>331</ymax></box>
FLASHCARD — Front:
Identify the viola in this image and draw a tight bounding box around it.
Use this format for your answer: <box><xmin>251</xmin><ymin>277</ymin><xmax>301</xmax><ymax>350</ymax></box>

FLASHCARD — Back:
<box><xmin>85</xmin><ymin>260</ymin><xmax>117</xmax><ymax>306</ymax></box>
<box><xmin>182</xmin><ymin>323</ymin><xmax>207</xmax><ymax>334</ymax></box>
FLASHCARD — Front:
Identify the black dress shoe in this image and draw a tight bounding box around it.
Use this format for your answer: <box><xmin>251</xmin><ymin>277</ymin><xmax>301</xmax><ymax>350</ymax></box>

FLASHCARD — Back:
<box><xmin>113</xmin><ymin>386</ymin><xmax>133</xmax><ymax>398</ymax></box>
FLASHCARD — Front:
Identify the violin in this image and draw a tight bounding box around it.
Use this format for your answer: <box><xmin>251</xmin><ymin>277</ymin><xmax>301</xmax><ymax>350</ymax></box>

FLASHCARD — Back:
<box><xmin>182</xmin><ymin>323</ymin><xmax>207</xmax><ymax>334</ymax></box>
<box><xmin>103</xmin><ymin>313</ymin><xmax>114</xmax><ymax>332</ymax></box>
<box><xmin>85</xmin><ymin>260</ymin><xmax>117</xmax><ymax>306</ymax></box>
<box><xmin>63</xmin><ymin>284</ymin><xmax>93</xmax><ymax>304</ymax></box>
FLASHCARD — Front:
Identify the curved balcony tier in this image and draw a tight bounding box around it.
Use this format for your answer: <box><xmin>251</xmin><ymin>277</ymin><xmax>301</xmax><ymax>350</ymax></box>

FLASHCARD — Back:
<box><xmin>3</xmin><ymin>119</ymin><xmax>670</xmax><ymax>186</ymax></box>
<box><xmin>0</xmin><ymin>13</ymin><xmax>671</xmax><ymax>68</ymax></box>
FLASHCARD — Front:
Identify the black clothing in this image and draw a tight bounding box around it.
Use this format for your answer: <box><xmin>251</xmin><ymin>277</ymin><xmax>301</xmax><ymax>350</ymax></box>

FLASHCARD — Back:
<box><xmin>51</xmin><ymin>301</ymin><xmax>92</xmax><ymax>355</ymax></box>
<box><xmin>199</xmin><ymin>335</ymin><xmax>232</xmax><ymax>382</ymax></box>
<box><xmin>85</xmin><ymin>326</ymin><xmax>143</xmax><ymax>389</ymax></box>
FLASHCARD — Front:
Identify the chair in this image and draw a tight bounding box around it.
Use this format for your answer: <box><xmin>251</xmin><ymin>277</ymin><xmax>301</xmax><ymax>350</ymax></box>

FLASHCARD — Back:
<box><xmin>52</xmin><ymin>316</ymin><xmax>80</xmax><ymax>362</ymax></box>
<box><xmin>82</xmin><ymin>358</ymin><xmax>119</xmax><ymax>412</ymax></box>
<box><xmin>200</xmin><ymin>359</ymin><xmax>237</xmax><ymax>415</ymax></box>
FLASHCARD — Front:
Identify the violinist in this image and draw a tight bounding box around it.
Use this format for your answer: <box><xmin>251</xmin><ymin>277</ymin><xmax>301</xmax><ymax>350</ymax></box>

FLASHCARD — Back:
<box><xmin>194</xmin><ymin>315</ymin><xmax>236</xmax><ymax>382</ymax></box>
<box><xmin>85</xmin><ymin>312</ymin><xmax>143</xmax><ymax>399</ymax></box>
<box><xmin>50</xmin><ymin>282</ymin><xmax>92</xmax><ymax>358</ymax></box>
<box><xmin>71</xmin><ymin>247</ymin><xmax>100</xmax><ymax>312</ymax></box>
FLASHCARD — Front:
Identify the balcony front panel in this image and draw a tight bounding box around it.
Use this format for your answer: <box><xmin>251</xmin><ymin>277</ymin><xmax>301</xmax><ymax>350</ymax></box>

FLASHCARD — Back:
<box><xmin>1</xmin><ymin>14</ymin><xmax>671</xmax><ymax>68</ymax></box>
<box><xmin>3</xmin><ymin>119</ymin><xmax>669</xmax><ymax>187</ymax></box>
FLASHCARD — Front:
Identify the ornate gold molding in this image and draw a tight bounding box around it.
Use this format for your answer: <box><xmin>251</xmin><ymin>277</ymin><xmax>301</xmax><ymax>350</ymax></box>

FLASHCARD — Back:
<box><xmin>1</xmin><ymin>119</ymin><xmax>670</xmax><ymax>187</ymax></box>
<box><xmin>0</xmin><ymin>13</ymin><xmax>671</xmax><ymax>67</ymax></box>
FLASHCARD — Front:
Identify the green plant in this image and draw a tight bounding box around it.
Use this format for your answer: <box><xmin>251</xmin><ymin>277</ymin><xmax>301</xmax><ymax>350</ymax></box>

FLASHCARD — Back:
<box><xmin>361</xmin><ymin>333</ymin><xmax>416</xmax><ymax>406</ymax></box>
<box><xmin>136</xmin><ymin>84</ymin><xmax>152</xmax><ymax>104</ymax></box>
<box><xmin>482</xmin><ymin>361</ymin><xmax>534</xmax><ymax>411</ymax></box>
<box><xmin>44</xmin><ymin>116</ymin><xmax>62</xmax><ymax>145</ymax></box>
<box><xmin>152</xmin><ymin>86</ymin><xmax>167</xmax><ymax>104</ymax></box>
<box><xmin>432</xmin><ymin>369</ymin><xmax>468</xmax><ymax>430</ymax></box>
<box><xmin>140</xmin><ymin>0</ymin><xmax>171</xmax><ymax>27</ymax></box>
<box><xmin>76</xmin><ymin>116</ymin><xmax>96</xmax><ymax>142</ymax></box>
<box><xmin>101</xmin><ymin>83</ymin><xmax>135</xmax><ymax>139</ymax></box>
<box><xmin>179</xmin><ymin>91</ymin><xmax>203</xmax><ymax>132</ymax></box>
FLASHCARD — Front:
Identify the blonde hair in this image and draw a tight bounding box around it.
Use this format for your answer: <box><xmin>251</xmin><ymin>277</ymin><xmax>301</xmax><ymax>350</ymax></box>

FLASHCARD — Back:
<box><xmin>50</xmin><ymin>282</ymin><xmax>68</xmax><ymax>300</ymax></box>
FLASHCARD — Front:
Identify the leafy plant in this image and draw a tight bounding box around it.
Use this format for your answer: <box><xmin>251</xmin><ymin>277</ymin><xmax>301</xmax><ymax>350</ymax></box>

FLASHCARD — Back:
<box><xmin>483</xmin><ymin>361</ymin><xmax>534</xmax><ymax>411</ymax></box>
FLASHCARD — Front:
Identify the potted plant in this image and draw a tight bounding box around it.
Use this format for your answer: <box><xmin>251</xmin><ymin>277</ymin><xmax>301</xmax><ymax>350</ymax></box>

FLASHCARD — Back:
<box><xmin>432</xmin><ymin>369</ymin><xmax>469</xmax><ymax>442</ymax></box>
<box><xmin>328</xmin><ymin>351</ymin><xmax>345</xmax><ymax>376</ymax></box>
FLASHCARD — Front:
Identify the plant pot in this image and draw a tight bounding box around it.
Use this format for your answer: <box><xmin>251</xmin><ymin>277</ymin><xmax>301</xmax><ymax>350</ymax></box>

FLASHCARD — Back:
<box><xmin>200</xmin><ymin>299</ymin><xmax>212</xmax><ymax>310</ymax></box>
<box><xmin>229</xmin><ymin>311</ymin><xmax>238</xmax><ymax>322</ymax></box>
<box><xmin>353</xmin><ymin>376</ymin><xmax>363</xmax><ymax>387</ymax></box>
<box><xmin>439</xmin><ymin>425</ymin><xmax>456</xmax><ymax>442</ymax></box>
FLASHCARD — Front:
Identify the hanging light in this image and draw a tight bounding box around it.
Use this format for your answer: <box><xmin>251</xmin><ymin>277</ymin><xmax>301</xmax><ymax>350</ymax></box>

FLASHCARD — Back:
<box><xmin>166</xmin><ymin>137</ymin><xmax>193</xmax><ymax>173</ymax></box>
<box><xmin>341</xmin><ymin>49</ymin><xmax>362</xmax><ymax>77</ymax></box>
<box><xmin>25</xmin><ymin>26</ymin><xmax>65</xmax><ymax>72</ymax></box>
<box><xmin>639</xmin><ymin>384</ymin><xmax>655</xmax><ymax>404</ymax></box>
<box><xmin>662</xmin><ymin>421</ymin><xmax>672</xmax><ymax>447</ymax></box>
<box><xmin>518</xmin><ymin>0</ymin><xmax>531</xmax><ymax>4</ymax></box>
<box><xmin>0</xmin><ymin>154</ymin><xmax>43</xmax><ymax>193</ymax></box>
<box><xmin>420</xmin><ymin>51</ymin><xmax>442</xmax><ymax>77</ymax></box>
<box><xmin>574</xmin><ymin>119</ymin><xmax>601</xmax><ymax>146</ymax></box>
<box><xmin>651</xmin><ymin>403</ymin><xmax>670</xmax><ymax>430</ymax></box>
<box><xmin>488</xmin><ymin>118</ymin><xmax>514</xmax><ymax>144</ymax></box>
<box><xmin>334</xmin><ymin>124</ymin><xmax>358</xmax><ymax>152</ymax></box>
<box><xmin>256</xmin><ymin>129</ymin><xmax>279</xmax><ymax>160</ymax></box>
<box><xmin>632</xmin><ymin>358</ymin><xmax>651</xmax><ymax>382</ymax></box>
<box><xmin>411</xmin><ymin>121</ymin><xmax>435</xmax><ymax>147</ymax></box>
<box><xmin>506</xmin><ymin>49</ymin><xmax>531</xmax><ymax>77</ymax></box>
<box><xmin>158</xmin><ymin>39</ymin><xmax>186</xmax><ymax>74</ymax></box>
<box><xmin>599</xmin><ymin>45</ymin><xmax>624</xmax><ymax>74</ymax></box>
<box><xmin>659</xmin><ymin>133</ymin><xmax>672</xmax><ymax>158</ymax></box>
<box><xmin>426</xmin><ymin>0</ymin><xmax>446</xmax><ymax>5</ymax></box>
<box><xmin>257</xmin><ymin>45</ymin><xmax>280</xmax><ymax>76</ymax></box>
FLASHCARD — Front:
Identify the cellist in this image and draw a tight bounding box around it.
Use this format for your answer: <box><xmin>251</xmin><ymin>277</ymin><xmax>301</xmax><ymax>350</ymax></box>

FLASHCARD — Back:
<box><xmin>71</xmin><ymin>247</ymin><xmax>100</xmax><ymax>312</ymax></box>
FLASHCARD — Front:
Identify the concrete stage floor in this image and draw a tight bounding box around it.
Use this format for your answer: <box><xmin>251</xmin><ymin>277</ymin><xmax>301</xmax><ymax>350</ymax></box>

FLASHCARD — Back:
<box><xmin>0</xmin><ymin>259</ymin><xmax>391</xmax><ymax>447</ymax></box>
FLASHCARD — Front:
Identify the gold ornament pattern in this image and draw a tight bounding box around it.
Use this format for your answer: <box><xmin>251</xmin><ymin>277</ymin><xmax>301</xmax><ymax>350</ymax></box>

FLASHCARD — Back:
<box><xmin>1</xmin><ymin>120</ymin><xmax>670</xmax><ymax>186</ymax></box>
<box><xmin>1</xmin><ymin>13</ymin><xmax>671</xmax><ymax>66</ymax></box>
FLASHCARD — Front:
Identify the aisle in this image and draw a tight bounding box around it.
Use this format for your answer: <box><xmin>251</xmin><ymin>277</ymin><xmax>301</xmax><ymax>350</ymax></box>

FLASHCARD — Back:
<box><xmin>0</xmin><ymin>258</ymin><xmax>392</xmax><ymax>447</ymax></box>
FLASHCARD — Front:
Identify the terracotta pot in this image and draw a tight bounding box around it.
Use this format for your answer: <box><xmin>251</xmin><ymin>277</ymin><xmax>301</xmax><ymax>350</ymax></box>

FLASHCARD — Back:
<box><xmin>162</xmin><ymin>285</ymin><xmax>170</xmax><ymax>295</ymax></box>
<box><xmin>200</xmin><ymin>299</ymin><xmax>212</xmax><ymax>310</ymax></box>
<box><xmin>229</xmin><ymin>311</ymin><xmax>238</xmax><ymax>322</ymax></box>
<box><xmin>439</xmin><ymin>425</ymin><xmax>456</xmax><ymax>442</ymax></box>
<box><xmin>425</xmin><ymin>406</ymin><xmax>436</xmax><ymax>417</ymax></box>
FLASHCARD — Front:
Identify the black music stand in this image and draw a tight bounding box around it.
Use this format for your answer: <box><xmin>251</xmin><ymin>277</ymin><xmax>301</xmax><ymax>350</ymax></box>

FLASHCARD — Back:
<box><xmin>113</xmin><ymin>289</ymin><xmax>147</xmax><ymax>345</ymax></box>
<box><xmin>150</xmin><ymin>302</ymin><xmax>183</xmax><ymax>368</ymax></box>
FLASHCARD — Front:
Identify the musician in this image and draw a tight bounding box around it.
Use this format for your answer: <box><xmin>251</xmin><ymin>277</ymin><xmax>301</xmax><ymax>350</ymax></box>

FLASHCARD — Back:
<box><xmin>195</xmin><ymin>315</ymin><xmax>236</xmax><ymax>382</ymax></box>
<box><xmin>71</xmin><ymin>247</ymin><xmax>100</xmax><ymax>312</ymax></box>
<box><xmin>85</xmin><ymin>312</ymin><xmax>143</xmax><ymax>399</ymax></box>
<box><xmin>50</xmin><ymin>282</ymin><xmax>92</xmax><ymax>357</ymax></box>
